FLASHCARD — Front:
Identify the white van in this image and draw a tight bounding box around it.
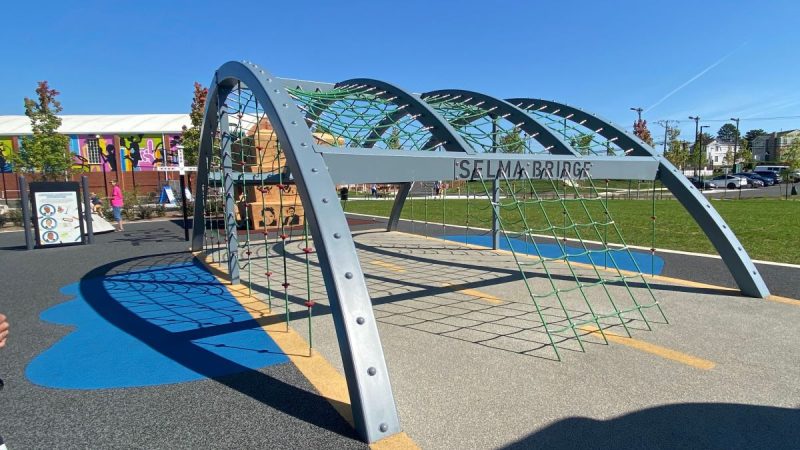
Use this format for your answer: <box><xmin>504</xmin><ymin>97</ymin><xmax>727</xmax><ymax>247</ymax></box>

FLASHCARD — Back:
<box><xmin>753</xmin><ymin>165</ymin><xmax>789</xmax><ymax>174</ymax></box>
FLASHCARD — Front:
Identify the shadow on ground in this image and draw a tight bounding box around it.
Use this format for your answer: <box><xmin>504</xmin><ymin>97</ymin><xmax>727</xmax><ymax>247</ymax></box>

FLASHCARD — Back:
<box><xmin>72</xmin><ymin>251</ymin><xmax>357</xmax><ymax>439</ymax></box>
<box><xmin>503</xmin><ymin>402</ymin><xmax>800</xmax><ymax>450</ymax></box>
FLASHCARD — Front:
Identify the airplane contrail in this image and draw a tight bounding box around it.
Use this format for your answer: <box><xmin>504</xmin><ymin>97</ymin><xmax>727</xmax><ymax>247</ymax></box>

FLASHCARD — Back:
<box><xmin>645</xmin><ymin>42</ymin><xmax>747</xmax><ymax>113</ymax></box>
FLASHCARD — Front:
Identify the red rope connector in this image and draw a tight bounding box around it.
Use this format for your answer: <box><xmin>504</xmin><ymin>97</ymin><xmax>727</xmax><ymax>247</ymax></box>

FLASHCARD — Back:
<box><xmin>651</xmin><ymin>216</ymin><xmax>657</xmax><ymax>220</ymax></box>
<box><xmin>282</xmin><ymin>282</ymin><xmax>290</xmax><ymax>288</ymax></box>
<box><xmin>650</xmin><ymin>248</ymin><xmax>656</xmax><ymax>253</ymax></box>
<box><xmin>265</xmin><ymin>271</ymin><xmax>272</xmax><ymax>277</ymax></box>
<box><xmin>304</xmin><ymin>301</ymin><xmax>315</xmax><ymax>308</ymax></box>
<box><xmin>279</xmin><ymin>233</ymin><xmax>288</xmax><ymax>240</ymax></box>
<box><xmin>302</xmin><ymin>247</ymin><xmax>314</xmax><ymax>254</ymax></box>
<box><xmin>276</xmin><ymin>183</ymin><xmax>285</xmax><ymax>189</ymax></box>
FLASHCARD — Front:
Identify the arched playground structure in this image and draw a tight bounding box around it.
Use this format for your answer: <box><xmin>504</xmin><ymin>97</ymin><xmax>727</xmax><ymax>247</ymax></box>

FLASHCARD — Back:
<box><xmin>190</xmin><ymin>61</ymin><xmax>769</xmax><ymax>443</ymax></box>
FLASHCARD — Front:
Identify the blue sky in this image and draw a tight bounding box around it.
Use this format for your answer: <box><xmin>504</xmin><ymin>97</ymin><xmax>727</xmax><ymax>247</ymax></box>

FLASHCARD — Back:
<box><xmin>2</xmin><ymin>0</ymin><xmax>799</xmax><ymax>141</ymax></box>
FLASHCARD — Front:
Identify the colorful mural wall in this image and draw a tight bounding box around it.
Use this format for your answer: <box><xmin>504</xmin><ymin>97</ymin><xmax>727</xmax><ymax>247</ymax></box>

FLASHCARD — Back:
<box><xmin>0</xmin><ymin>136</ymin><xmax>13</xmax><ymax>172</ymax></box>
<box><xmin>54</xmin><ymin>133</ymin><xmax>183</xmax><ymax>172</ymax></box>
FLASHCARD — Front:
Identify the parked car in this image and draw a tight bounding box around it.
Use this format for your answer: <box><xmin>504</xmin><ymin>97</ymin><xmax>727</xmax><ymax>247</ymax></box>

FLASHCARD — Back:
<box><xmin>711</xmin><ymin>174</ymin><xmax>748</xmax><ymax>189</ymax></box>
<box><xmin>741</xmin><ymin>173</ymin><xmax>775</xmax><ymax>186</ymax></box>
<box><xmin>732</xmin><ymin>173</ymin><xmax>765</xmax><ymax>188</ymax></box>
<box><xmin>688</xmin><ymin>176</ymin><xmax>717</xmax><ymax>190</ymax></box>
<box><xmin>752</xmin><ymin>170</ymin><xmax>782</xmax><ymax>184</ymax></box>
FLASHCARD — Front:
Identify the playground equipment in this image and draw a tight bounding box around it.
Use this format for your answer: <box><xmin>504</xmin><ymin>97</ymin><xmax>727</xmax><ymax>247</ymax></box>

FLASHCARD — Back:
<box><xmin>190</xmin><ymin>61</ymin><xmax>769</xmax><ymax>443</ymax></box>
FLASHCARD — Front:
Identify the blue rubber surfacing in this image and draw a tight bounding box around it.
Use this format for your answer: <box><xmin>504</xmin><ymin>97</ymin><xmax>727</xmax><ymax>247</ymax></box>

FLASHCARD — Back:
<box><xmin>439</xmin><ymin>234</ymin><xmax>664</xmax><ymax>275</ymax></box>
<box><xmin>27</xmin><ymin>261</ymin><xmax>289</xmax><ymax>389</ymax></box>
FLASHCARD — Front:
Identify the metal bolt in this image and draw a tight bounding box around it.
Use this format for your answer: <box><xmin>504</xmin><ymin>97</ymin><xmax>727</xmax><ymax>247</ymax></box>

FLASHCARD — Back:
<box><xmin>345</xmin><ymin>272</ymin><xmax>353</xmax><ymax>279</ymax></box>
<box><xmin>322</xmin><ymin>198</ymin><xmax>329</xmax><ymax>203</ymax></box>
<box><xmin>333</xmin><ymin>232</ymin><xmax>341</xmax><ymax>239</ymax></box>
<box><xmin>367</xmin><ymin>367</ymin><xmax>376</xmax><ymax>376</ymax></box>
<box><xmin>311</xmin><ymin>168</ymin><xmax>318</xmax><ymax>172</ymax></box>
<box><xmin>379</xmin><ymin>423</ymin><xmax>388</xmax><ymax>432</ymax></box>
<box><xmin>356</xmin><ymin>317</ymin><xmax>365</xmax><ymax>324</ymax></box>
<box><xmin>301</xmin><ymin>142</ymin><xmax>308</xmax><ymax>147</ymax></box>
<box><xmin>291</xmin><ymin>120</ymin><xmax>297</xmax><ymax>125</ymax></box>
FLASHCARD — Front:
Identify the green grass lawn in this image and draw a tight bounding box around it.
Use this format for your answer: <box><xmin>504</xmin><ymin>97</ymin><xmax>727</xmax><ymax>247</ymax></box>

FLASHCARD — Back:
<box><xmin>343</xmin><ymin>197</ymin><xmax>800</xmax><ymax>264</ymax></box>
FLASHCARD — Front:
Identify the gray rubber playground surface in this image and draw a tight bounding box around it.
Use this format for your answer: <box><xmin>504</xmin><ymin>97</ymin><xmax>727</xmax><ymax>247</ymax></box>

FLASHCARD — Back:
<box><xmin>0</xmin><ymin>220</ymin><xmax>364</xmax><ymax>450</ymax></box>
<box><xmin>1</xmin><ymin>219</ymin><xmax>799</xmax><ymax>449</ymax></box>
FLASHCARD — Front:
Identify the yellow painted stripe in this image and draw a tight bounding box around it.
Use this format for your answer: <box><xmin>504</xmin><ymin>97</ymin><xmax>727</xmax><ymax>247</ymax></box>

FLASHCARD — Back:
<box><xmin>579</xmin><ymin>326</ymin><xmax>715</xmax><ymax>370</ymax></box>
<box><xmin>370</xmin><ymin>432</ymin><xmax>421</xmax><ymax>450</ymax></box>
<box><xmin>768</xmin><ymin>295</ymin><xmax>800</xmax><ymax>306</ymax></box>
<box><xmin>371</xmin><ymin>259</ymin><xmax>406</xmax><ymax>273</ymax></box>
<box><xmin>197</xmin><ymin>254</ymin><xmax>419</xmax><ymax>448</ymax></box>
<box><xmin>441</xmin><ymin>283</ymin><xmax>503</xmax><ymax>304</ymax></box>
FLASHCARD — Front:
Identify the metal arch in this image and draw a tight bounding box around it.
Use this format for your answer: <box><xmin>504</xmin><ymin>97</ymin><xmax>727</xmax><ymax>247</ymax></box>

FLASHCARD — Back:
<box><xmin>511</xmin><ymin>98</ymin><xmax>770</xmax><ymax>299</ymax></box>
<box><xmin>422</xmin><ymin>90</ymin><xmax>579</xmax><ymax>156</ymax></box>
<box><xmin>507</xmin><ymin>98</ymin><xmax>648</xmax><ymax>156</ymax></box>
<box><xmin>335</xmin><ymin>78</ymin><xmax>477</xmax><ymax>154</ymax></box>
<box><xmin>191</xmin><ymin>61</ymin><xmax>401</xmax><ymax>443</ymax></box>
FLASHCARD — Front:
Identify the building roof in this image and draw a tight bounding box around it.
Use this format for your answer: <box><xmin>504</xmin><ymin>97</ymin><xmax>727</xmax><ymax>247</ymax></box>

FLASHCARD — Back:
<box><xmin>0</xmin><ymin>114</ymin><xmax>191</xmax><ymax>135</ymax></box>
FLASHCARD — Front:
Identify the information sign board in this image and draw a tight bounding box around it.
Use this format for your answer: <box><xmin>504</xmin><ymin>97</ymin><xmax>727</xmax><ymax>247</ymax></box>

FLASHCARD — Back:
<box><xmin>29</xmin><ymin>182</ymin><xmax>85</xmax><ymax>247</ymax></box>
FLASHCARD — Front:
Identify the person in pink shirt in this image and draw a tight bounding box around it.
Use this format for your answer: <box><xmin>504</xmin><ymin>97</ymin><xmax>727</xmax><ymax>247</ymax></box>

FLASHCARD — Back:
<box><xmin>110</xmin><ymin>180</ymin><xmax>124</xmax><ymax>231</ymax></box>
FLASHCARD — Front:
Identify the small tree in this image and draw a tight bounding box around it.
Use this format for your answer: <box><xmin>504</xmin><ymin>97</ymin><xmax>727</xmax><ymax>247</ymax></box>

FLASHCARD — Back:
<box><xmin>780</xmin><ymin>138</ymin><xmax>800</xmax><ymax>172</ymax></box>
<box><xmin>568</xmin><ymin>133</ymin><xmax>593</xmax><ymax>155</ymax></box>
<box><xmin>387</xmin><ymin>127</ymin><xmax>401</xmax><ymax>149</ymax></box>
<box><xmin>180</xmin><ymin>82</ymin><xmax>208</xmax><ymax>166</ymax></box>
<box><xmin>664</xmin><ymin>140</ymin><xmax>689</xmax><ymax>169</ymax></box>
<box><xmin>633</xmin><ymin>119</ymin><xmax>654</xmax><ymax>146</ymax></box>
<box><xmin>737</xmin><ymin>139</ymin><xmax>754</xmax><ymax>169</ymax></box>
<box><xmin>499</xmin><ymin>128</ymin><xmax>525</xmax><ymax>153</ymax></box>
<box><xmin>10</xmin><ymin>81</ymin><xmax>71</xmax><ymax>180</ymax></box>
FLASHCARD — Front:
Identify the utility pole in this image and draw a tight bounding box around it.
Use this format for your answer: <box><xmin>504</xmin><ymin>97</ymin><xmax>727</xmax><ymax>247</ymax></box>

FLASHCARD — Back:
<box><xmin>700</xmin><ymin>125</ymin><xmax>710</xmax><ymax>175</ymax></box>
<box><xmin>730</xmin><ymin>117</ymin><xmax>740</xmax><ymax>172</ymax></box>
<box><xmin>689</xmin><ymin>116</ymin><xmax>700</xmax><ymax>177</ymax></box>
<box><xmin>630</xmin><ymin>107</ymin><xmax>643</xmax><ymax>122</ymax></box>
<box><xmin>656</xmin><ymin>120</ymin><xmax>677</xmax><ymax>154</ymax></box>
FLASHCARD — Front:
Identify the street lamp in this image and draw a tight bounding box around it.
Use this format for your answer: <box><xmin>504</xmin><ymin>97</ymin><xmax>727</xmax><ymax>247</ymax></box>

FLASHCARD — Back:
<box><xmin>689</xmin><ymin>116</ymin><xmax>700</xmax><ymax>177</ymax></box>
<box><xmin>730</xmin><ymin>117</ymin><xmax>740</xmax><ymax>171</ymax></box>
<box><xmin>630</xmin><ymin>107</ymin><xmax>643</xmax><ymax>122</ymax></box>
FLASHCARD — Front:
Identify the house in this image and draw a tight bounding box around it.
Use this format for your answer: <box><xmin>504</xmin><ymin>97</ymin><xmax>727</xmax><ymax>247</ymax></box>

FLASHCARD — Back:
<box><xmin>751</xmin><ymin>129</ymin><xmax>800</xmax><ymax>162</ymax></box>
<box><xmin>704</xmin><ymin>139</ymin><xmax>736</xmax><ymax>167</ymax></box>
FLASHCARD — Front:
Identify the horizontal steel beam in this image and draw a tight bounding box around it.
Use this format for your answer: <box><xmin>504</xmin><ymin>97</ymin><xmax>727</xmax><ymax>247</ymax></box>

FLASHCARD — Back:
<box><xmin>317</xmin><ymin>147</ymin><xmax>659</xmax><ymax>184</ymax></box>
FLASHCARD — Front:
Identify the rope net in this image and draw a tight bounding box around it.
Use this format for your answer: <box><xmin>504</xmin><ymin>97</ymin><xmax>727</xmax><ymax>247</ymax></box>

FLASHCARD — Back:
<box><xmin>468</xmin><ymin>167</ymin><xmax>668</xmax><ymax>360</ymax></box>
<box><xmin>199</xmin><ymin>81</ymin><xmax>668</xmax><ymax>362</ymax></box>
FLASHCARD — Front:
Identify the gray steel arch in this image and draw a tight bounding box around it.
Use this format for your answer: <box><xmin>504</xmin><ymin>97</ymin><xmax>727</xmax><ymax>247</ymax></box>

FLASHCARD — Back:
<box><xmin>191</xmin><ymin>61</ymin><xmax>401</xmax><ymax>443</ymax></box>
<box><xmin>509</xmin><ymin>98</ymin><xmax>770</xmax><ymax>299</ymax></box>
<box><xmin>422</xmin><ymin>90</ymin><xmax>580</xmax><ymax>156</ymax></box>
<box><xmin>330</xmin><ymin>80</ymin><xmax>480</xmax><ymax>232</ymax></box>
<box><xmin>334</xmin><ymin>78</ymin><xmax>477</xmax><ymax>153</ymax></box>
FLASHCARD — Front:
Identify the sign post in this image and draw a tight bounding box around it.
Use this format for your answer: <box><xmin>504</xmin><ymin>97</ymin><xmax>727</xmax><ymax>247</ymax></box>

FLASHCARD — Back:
<box><xmin>156</xmin><ymin>145</ymin><xmax>196</xmax><ymax>241</ymax></box>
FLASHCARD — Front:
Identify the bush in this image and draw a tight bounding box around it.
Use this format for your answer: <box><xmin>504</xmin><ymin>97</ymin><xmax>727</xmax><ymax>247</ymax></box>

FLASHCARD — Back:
<box><xmin>138</xmin><ymin>204</ymin><xmax>155</xmax><ymax>220</ymax></box>
<box><xmin>121</xmin><ymin>191</ymin><xmax>140</xmax><ymax>221</ymax></box>
<box><xmin>154</xmin><ymin>204</ymin><xmax>166</xmax><ymax>217</ymax></box>
<box><xmin>6</xmin><ymin>208</ymin><xmax>22</xmax><ymax>226</ymax></box>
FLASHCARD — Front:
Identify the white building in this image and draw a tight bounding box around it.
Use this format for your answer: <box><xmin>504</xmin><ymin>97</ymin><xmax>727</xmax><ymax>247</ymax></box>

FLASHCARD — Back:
<box><xmin>704</xmin><ymin>139</ymin><xmax>735</xmax><ymax>167</ymax></box>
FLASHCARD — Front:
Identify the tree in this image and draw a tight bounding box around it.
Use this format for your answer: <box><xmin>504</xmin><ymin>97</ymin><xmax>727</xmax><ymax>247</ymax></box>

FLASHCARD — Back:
<box><xmin>716</xmin><ymin>123</ymin><xmax>739</xmax><ymax>142</ymax></box>
<box><xmin>499</xmin><ymin>128</ymin><xmax>525</xmax><ymax>153</ymax></box>
<box><xmin>744</xmin><ymin>129</ymin><xmax>766</xmax><ymax>145</ymax></box>
<box><xmin>386</xmin><ymin>127</ymin><xmax>401</xmax><ymax>149</ymax></box>
<box><xmin>663</xmin><ymin>127</ymin><xmax>689</xmax><ymax>169</ymax></box>
<box><xmin>8</xmin><ymin>81</ymin><xmax>71</xmax><ymax>180</ymax></box>
<box><xmin>780</xmin><ymin>138</ymin><xmax>800</xmax><ymax>171</ymax></box>
<box><xmin>633</xmin><ymin>119</ymin><xmax>654</xmax><ymax>146</ymax></box>
<box><xmin>180</xmin><ymin>82</ymin><xmax>208</xmax><ymax>166</ymax></box>
<box><xmin>737</xmin><ymin>139</ymin><xmax>754</xmax><ymax>169</ymax></box>
<box><xmin>568</xmin><ymin>133</ymin><xmax>593</xmax><ymax>155</ymax></box>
